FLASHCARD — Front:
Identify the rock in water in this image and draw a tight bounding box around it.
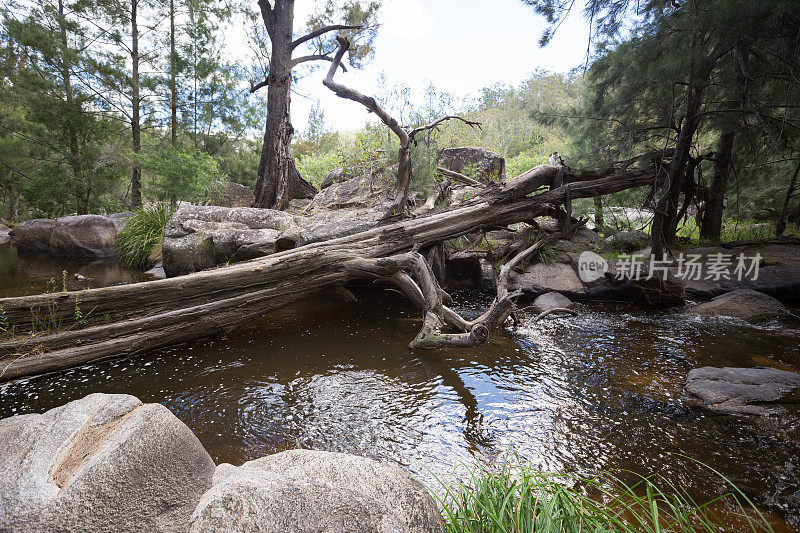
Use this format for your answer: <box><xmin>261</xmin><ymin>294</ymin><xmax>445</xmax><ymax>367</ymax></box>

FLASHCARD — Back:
<box><xmin>0</xmin><ymin>393</ymin><xmax>215</xmax><ymax>533</ymax></box>
<box><xmin>689</xmin><ymin>289</ymin><xmax>786</xmax><ymax>322</ymax></box>
<box><xmin>685</xmin><ymin>366</ymin><xmax>800</xmax><ymax>417</ymax></box>
<box><xmin>50</xmin><ymin>215</ymin><xmax>118</xmax><ymax>257</ymax></box>
<box><xmin>533</xmin><ymin>292</ymin><xmax>575</xmax><ymax>312</ymax></box>
<box><xmin>11</xmin><ymin>218</ymin><xmax>55</xmax><ymax>252</ymax></box>
<box><xmin>189</xmin><ymin>449</ymin><xmax>444</xmax><ymax>533</ymax></box>
<box><xmin>439</xmin><ymin>147</ymin><xmax>505</xmax><ymax>183</ymax></box>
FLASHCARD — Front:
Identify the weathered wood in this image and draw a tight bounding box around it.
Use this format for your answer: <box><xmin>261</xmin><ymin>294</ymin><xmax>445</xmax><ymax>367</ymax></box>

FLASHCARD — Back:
<box><xmin>0</xmin><ymin>166</ymin><xmax>656</xmax><ymax>381</ymax></box>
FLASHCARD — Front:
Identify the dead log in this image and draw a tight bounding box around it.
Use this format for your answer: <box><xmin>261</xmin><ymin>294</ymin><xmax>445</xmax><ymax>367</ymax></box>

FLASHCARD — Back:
<box><xmin>0</xmin><ymin>165</ymin><xmax>656</xmax><ymax>381</ymax></box>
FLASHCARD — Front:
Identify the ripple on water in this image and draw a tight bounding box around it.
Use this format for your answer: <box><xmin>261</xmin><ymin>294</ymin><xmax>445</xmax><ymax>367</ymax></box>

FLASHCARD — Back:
<box><xmin>1</xmin><ymin>289</ymin><xmax>799</xmax><ymax>528</ymax></box>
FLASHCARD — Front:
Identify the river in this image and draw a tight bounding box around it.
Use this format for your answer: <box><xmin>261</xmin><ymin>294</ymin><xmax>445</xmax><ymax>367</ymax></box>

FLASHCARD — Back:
<box><xmin>1</xmin><ymin>242</ymin><xmax>799</xmax><ymax>530</ymax></box>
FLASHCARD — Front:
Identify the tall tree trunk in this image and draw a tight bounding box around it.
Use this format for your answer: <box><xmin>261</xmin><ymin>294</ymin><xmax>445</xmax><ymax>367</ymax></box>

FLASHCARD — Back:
<box><xmin>593</xmin><ymin>196</ymin><xmax>604</xmax><ymax>229</ymax></box>
<box><xmin>130</xmin><ymin>0</ymin><xmax>142</xmax><ymax>208</ymax></box>
<box><xmin>651</xmin><ymin>85</ymin><xmax>703</xmax><ymax>257</ymax></box>
<box><xmin>57</xmin><ymin>0</ymin><xmax>85</xmax><ymax>214</ymax></box>
<box><xmin>253</xmin><ymin>0</ymin><xmax>315</xmax><ymax>210</ymax></box>
<box><xmin>776</xmin><ymin>161</ymin><xmax>800</xmax><ymax>236</ymax></box>
<box><xmin>10</xmin><ymin>193</ymin><xmax>20</xmax><ymax>224</ymax></box>
<box><xmin>700</xmin><ymin>131</ymin><xmax>735</xmax><ymax>241</ymax></box>
<box><xmin>169</xmin><ymin>0</ymin><xmax>177</xmax><ymax>146</ymax></box>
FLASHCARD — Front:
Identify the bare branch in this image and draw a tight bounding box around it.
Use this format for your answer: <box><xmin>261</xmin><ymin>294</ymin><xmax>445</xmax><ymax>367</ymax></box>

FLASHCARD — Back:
<box><xmin>290</xmin><ymin>54</ymin><xmax>347</xmax><ymax>72</ymax></box>
<box><xmin>292</xmin><ymin>24</ymin><xmax>362</xmax><ymax>51</ymax></box>
<box><xmin>437</xmin><ymin>167</ymin><xmax>483</xmax><ymax>187</ymax></box>
<box><xmin>323</xmin><ymin>35</ymin><xmax>408</xmax><ymax>144</ymax></box>
<box><xmin>250</xmin><ymin>78</ymin><xmax>269</xmax><ymax>94</ymax></box>
<box><xmin>410</xmin><ymin>115</ymin><xmax>482</xmax><ymax>138</ymax></box>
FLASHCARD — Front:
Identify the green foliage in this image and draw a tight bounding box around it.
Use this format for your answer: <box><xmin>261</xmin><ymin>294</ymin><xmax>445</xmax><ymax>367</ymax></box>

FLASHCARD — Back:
<box><xmin>115</xmin><ymin>204</ymin><xmax>176</xmax><ymax>269</ymax></box>
<box><xmin>297</xmin><ymin>151</ymin><xmax>341</xmax><ymax>189</ymax></box>
<box><xmin>137</xmin><ymin>147</ymin><xmax>221</xmax><ymax>205</ymax></box>
<box><xmin>338</xmin><ymin>126</ymin><xmax>387</xmax><ymax>177</ymax></box>
<box><xmin>435</xmin><ymin>456</ymin><xmax>774</xmax><ymax>533</ymax></box>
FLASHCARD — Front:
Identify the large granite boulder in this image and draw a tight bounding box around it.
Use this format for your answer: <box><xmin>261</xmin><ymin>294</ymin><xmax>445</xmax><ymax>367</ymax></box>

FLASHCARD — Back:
<box><xmin>0</xmin><ymin>223</ymin><xmax>10</xmax><ymax>245</ymax></box>
<box><xmin>320</xmin><ymin>167</ymin><xmax>353</xmax><ymax>190</ymax></box>
<box><xmin>685</xmin><ymin>367</ymin><xmax>800</xmax><ymax>417</ymax></box>
<box><xmin>606</xmin><ymin>230</ymin><xmax>649</xmax><ymax>252</ymax></box>
<box><xmin>162</xmin><ymin>205</ymin><xmax>305</xmax><ymax>277</ymax></box>
<box><xmin>689</xmin><ymin>289</ymin><xmax>786</xmax><ymax>322</ymax></box>
<box><xmin>50</xmin><ymin>215</ymin><xmax>117</xmax><ymax>257</ymax></box>
<box><xmin>309</xmin><ymin>175</ymin><xmax>386</xmax><ymax>210</ymax></box>
<box><xmin>682</xmin><ymin>244</ymin><xmax>800</xmax><ymax>301</ymax></box>
<box><xmin>553</xmin><ymin>227</ymin><xmax>611</xmax><ymax>256</ymax></box>
<box><xmin>107</xmin><ymin>212</ymin><xmax>135</xmax><ymax>231</ymax></box>
<box><xmin>209</xmin><ymin>182</ymin><xmax>255</xmax><ymax>208</ymax></box>
<box><xmin>507</xmin><ymin>262</ymin><xmax>586</xmax><ymax>299</ymax></box>
<box><xmin>189</xmin><ymin>449</ymin><xmax>443</xmax><ymax>533</ymax></box>
<box><xmin>11</xmin><ymin>218</ymin><xmax>55</xmax><ymax>252</ymax></box>
<box><xmin>0</xmin><ymin>393</ymin><xmax>215</xmax><ymax>533</ymax></box>
<box><xmin>439</xmin><ymin>147</ymin><xmax>505</xmax><ymax>183</ymax></box>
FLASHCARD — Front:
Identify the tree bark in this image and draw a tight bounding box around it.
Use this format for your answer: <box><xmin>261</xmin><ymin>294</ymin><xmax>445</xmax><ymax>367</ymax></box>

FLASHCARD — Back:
<box><xmin>776</xmin><ymin>161</ymin><xmax>800</xmax><ymax>236</ymax></box>
<box><xmin>651</xmin><ymin>84</ymin><xmax>703</xmax><ymax>257</ymax></box>
<box><xmin>0</xmin><ymin>165</ymin><xmax>655</xmax><ymax>381</ymax></box>
<box><xmin>130</xmin><ymin>0</ymin><xmax>142</xmax><ymax>208</ymax></box>
<box><xmin>700</xmin><ymin>131</ymin><xmax>735</xmax><ymax>241</ymax></box>
<box><xmin>57</xmin><ymin>0</ymin><xmax>85</xmax><ymax>214</ymax></box>
<box><xmin>253</xmin><ymin>0</ymin><xmax>316</xmax><ymax>209</ymax></box>
<box><xmin>169</xmin><ymin>0</ymin><xmax>177</xmax><ymax>146</ymax></box>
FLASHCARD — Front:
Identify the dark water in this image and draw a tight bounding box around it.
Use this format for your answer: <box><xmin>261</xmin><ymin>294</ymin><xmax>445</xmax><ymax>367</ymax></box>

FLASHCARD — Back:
<box><xmin>0</xmin><ymin>242</ymin><xmax>147</xmax><ymax>298</ymax></box>
<box><xmin>1</xmin><ymin>244</ymin><xmax>800</xmax><ymax>530</ymax></box>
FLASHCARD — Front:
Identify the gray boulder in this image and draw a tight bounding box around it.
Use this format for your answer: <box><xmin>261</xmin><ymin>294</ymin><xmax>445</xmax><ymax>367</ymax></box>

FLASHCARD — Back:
<box><xmin>144</xmin><ymin>262</ymin><xmax>166</xmax><ymax>279</ymax></box>
<box><xmin>310</xmin><ymin>175</ymin><xmax>386</xmax><ymax>210</ymax></box>
<box><xmin>533</xmin><ymin>292</ymin><xmax>575</xmax><ymax>312</ymax></box>
<box><xmin>0</xmin><ymin>393</ymin><xmax>215</xmax><ymax>533</ymax></box>
<box><xmin>189</xmin><ymin>449</ymin><xmax>443</xmax><ymax>533</ymax></box>
<box><xmin>607</xmin><ymin>230</ymin><xmax>649</xmax><ymax>252</ymax></box>
<box><xmin>554</xmin><ymin>227</ymin><xmax>610</xmax><ymax>256</ymax></box>
<box><xmin>439</xmin><ymin>147</ymin><xmax>505</xmax><ymax>182</ymax></box>
<box><xmin>297</xmin><ymin>215</ymin><xmax>377</xmax><ymax>247</ymax></box>
<box><xmin>320</xmin><ymin>167</ymin><xmax>353</xmax><ymax>189</ymax></box>
<box><xmin>689</xmin><ymin>289</ymin><xmax>786</xmax><ymax>322</ymax></box>
<box><xmin>107</xmin><ymin>212</ymin><xmax>135</xmax><ymax>231</ymax></box>
<box><xmin>162</xmin><ymin>205</ymin><xmax>305</xmax><ymax>277</ymax></box>
<box><xmin>685</xmin><ymin>366</ymin><xmax>800</xmax><ymax>417</ymax></box>
<box><xmin>209</xmin><ymin>182</ymin><xmax>255</xmax><ymax>208</ymax></box>
<box><xmin>0</xmin><ymin>223</ymin><xmax>10</xmax><ymax>245</ymax></box>
<box><xmin>50</xmin><ymin>215</ymin><xmax>117</xmax><ymax>257</ymax></box>
<box><xmin>507</xmin><ymin>262</ymin><xmax>586</xmax><ymax>299</ymax></box>
<box><xmin>11</xmin><ymin>218</ymin><xmax>55</xmax><ymax>252</ymax></box>
<box><xmin>682</xmin><ymin>244</ymin><xmax>800</xmax><ymax>301</ymax></box>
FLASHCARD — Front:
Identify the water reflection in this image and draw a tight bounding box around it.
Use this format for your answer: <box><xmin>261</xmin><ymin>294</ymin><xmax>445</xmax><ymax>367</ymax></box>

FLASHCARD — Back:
<box><xmin>0</xmin><ymin>243</ymin><xmax>147</xmax><ymax>297</ymax></box>
<box><xmin>0</xmin><ymin>266</ymin><xmax>799</xmax><ymax>528</ymax></box>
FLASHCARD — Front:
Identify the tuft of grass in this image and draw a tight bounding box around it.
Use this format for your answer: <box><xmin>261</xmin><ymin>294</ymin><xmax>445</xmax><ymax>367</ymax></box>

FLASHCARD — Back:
<box><xmin>432</xmin><ymin>456</ymin><xmax>774</xmax><ymax>533</ymax></box>
<box><xmin>115</xmin><ymin>204</ymin><xmax>176</xmax><ymax>269</ymax></box>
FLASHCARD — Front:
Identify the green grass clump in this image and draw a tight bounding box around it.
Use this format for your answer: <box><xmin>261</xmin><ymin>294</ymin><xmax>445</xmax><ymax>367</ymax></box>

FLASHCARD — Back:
<box><xmin>115</xmin><ymin>204</ymin><xmax>176</xmax><ymax>269</ymax></box>
<box><xmin>434</xmin><ymin>457</ymin><xmax>774</xmax><ymax>533</ymax></box>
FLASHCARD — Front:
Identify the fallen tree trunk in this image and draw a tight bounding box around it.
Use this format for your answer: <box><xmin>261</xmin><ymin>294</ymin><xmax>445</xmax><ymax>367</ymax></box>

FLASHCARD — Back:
<box><xmin>0</xmin><ymin>167</ymin><xmax>655</xmax><ymax>381</ymax></box>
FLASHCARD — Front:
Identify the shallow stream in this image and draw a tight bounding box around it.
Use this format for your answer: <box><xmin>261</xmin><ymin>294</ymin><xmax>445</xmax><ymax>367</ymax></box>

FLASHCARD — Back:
<box><xmin>1</xmin><ymin>242</ymin><xmax>799</xmax><ymax>530</ymax></box>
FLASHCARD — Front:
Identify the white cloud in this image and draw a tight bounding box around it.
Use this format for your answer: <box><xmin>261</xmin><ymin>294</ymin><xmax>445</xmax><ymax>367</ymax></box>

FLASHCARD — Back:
<box><xmin>380</xmin><ymin>0</ymin><xmax>433</xmax><ymax>40</ymax></box>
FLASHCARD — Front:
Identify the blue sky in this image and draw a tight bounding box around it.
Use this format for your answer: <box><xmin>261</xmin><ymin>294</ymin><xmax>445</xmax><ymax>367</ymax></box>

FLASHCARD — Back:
<box><xmin>243</xmin><ymin>0</ymin><xmax>593</xmax><ymax>133</ymax></box>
